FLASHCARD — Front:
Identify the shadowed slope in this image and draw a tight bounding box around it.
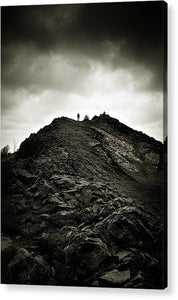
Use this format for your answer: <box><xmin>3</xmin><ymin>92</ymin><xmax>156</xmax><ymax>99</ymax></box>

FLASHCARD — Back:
<box><xmin>1</xmin><ymin>114</ymin><xmax>166</xmax><ymax>288</ymax></box>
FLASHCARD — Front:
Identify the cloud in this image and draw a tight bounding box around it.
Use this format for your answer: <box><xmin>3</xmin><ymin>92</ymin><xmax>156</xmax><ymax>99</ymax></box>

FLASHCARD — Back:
<box><xmin>2</xmin><ymin>46</ymin><xmax>92</xmax><ymax>95</ymax></box>
<box><xmin>1</xmin><ymin>59</ymin><xmax>163</xmax><ymax>150</ymax></box>
<box><xmin>2</xmin><ymin>2</ymin><xmax>166</xmax><ymax>91</ymax></box>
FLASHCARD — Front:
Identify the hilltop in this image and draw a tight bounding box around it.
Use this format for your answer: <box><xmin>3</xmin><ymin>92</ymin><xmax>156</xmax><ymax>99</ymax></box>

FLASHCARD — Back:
<box><xmin>1</xmin><ymin>114</ymin><xmax>166</xmax><ymax>288</ymax></box>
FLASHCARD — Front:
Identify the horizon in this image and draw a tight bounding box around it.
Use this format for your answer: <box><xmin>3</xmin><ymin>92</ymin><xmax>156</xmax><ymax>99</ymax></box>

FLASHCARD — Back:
<box><xmin>1</xmin><ymin>112</ymin><xmax>164</xmax><ymax>153</ymax></box>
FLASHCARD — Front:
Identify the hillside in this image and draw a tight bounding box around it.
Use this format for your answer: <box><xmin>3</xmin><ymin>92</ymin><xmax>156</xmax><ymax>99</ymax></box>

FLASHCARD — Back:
<box><xmin>1</xmin><ymin>114</ymin><xmax>166</xmax><ymax>288</ymax></box>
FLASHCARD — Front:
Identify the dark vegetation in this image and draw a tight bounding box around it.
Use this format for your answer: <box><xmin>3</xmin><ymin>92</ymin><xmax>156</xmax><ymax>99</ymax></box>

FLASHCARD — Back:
<box><xmin>1</xmin><ymin>145</ymin><xmax>10</xmax><ymax>158</ymax></box>
<box><xmin>1</xmin><ymin>114</ymin><xmax>167</xmax><ymax>288</ymax></box>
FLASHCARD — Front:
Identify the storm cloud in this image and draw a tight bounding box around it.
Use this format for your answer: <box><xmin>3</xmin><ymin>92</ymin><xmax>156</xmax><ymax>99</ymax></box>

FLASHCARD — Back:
<box><xmin>1</xmin><ymin>1</ymin><xmax>167</xmax><ymax>150</ymax></box>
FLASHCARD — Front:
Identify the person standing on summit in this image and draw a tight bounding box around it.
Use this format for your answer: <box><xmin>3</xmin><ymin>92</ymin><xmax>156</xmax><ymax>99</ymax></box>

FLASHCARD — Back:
<box><xmin>77</xmin><ymin>113</ymin><xmax>80</xmax><ymax>121</ymax></box>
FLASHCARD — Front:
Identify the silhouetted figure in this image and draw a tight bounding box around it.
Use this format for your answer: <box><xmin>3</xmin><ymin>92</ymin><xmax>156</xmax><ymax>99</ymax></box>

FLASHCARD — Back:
<box><xmin>77</xmin><ymin>113</ymin><xmax>80</xmax><ymax>121</ymax></box>
<box><xmin>84</xmin><ymin>115</ymin><xmax>89</xmax><ymax>121</ymax></box>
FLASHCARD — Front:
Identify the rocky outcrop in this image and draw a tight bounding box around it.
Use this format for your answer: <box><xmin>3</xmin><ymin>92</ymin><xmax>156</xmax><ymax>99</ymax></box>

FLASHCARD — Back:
<box><xmin>1</xmin><ymin>114</ymin><xmax>166</xmax><ymax>288</ymax></box>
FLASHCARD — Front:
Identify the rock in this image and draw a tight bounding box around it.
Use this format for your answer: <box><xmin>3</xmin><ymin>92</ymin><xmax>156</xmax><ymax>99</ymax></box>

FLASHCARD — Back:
<box><xmin>8</xmin><ymin>248</ymin><xmax>31</xmax><ymax>269</ymax></box>
<box><xmin>92</xmin><ymin>280</ymin><xmax>99</xmax><ymax>287</ymax></box>
<box><xmin>106</xmin><ymin>206</ymin><xmax>156</xmax><ymax>250</ymax></box>
<box><xmin>1</xmin><ymin>236</ymin><xmax>13</xmax><ymax>251</ymax></box>
<box><xmin>99</xmin><ymin>269</ymin><xmax>130</xmax><ymax>287</ymax></box>
<box><xmin>69</xmin><ymin>237</ymin><xmax>109</xmax><ymax>274</ymax></box>
<box><xmin>79</xmin><ymin>186</ymin><xmax>93</xmax><ymax>205</ymax></box>
<box><xmin>2</xmin><ymin>248</ymin><xmax>51</xmax><ymax>285</ymax></box>
<box><xmin>2</xmin><ymin>248</ymin><xmax>31</xmax><ymax>283</ymax></box>
<box><xmin>16</xmin><ymin>169</ymin><xmax>37</xmax><ymax>184</ymax></box>
<box><xmin>114</xmin><ymin>251</ymin><xmax>131</xmax><ymax>260</ymax></box>
<box><xmin>145</xmin><ymin>152</ymin><xmax>160</xmax><ymax>165</ymax></box>
<box><xmin>51</xmin><ymin>234</ymin><xmax>110</xmax><ymax>284</ymax></box>
<box><xmin>34</xmin><ymin>255</ymin><xmax>51</xmax><ymax>274</ymax></box>
<box><xmin>53</xmin><ymin>176</ymin><xmax>76</xmax><ymax>189</ymax></box>
<box><xmin>39</xmin><ymin>213</ymin><xmax>51</xmax><ymax>219</ymax></box>
<box><xmin>131</xmin><ymin>271</ymin><xmax>144</xmax><ymax>283</ymax></box>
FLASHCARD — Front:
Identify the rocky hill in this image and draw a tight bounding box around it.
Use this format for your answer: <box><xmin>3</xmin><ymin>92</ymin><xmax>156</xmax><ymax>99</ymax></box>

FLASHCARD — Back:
<box><xmin>1</xmin><ymin>114</ymin><xmax>166</xmax><ymax>288</ymax></box>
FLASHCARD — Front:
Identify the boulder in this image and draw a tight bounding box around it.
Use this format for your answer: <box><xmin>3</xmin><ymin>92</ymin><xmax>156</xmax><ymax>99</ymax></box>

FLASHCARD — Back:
<box><xmin>106</xmin><ymin>206</ymin><xmax>156</xmax><ymax>251</ymax></box>
<box><xmin>51</xmin><ymin>234</ymin><xmax>110</xmax><ymax>285</ymax></box>
<box><xmin>33</xmin><ymin>255</ymin><xmax>51</xmax><ymax>274</ymax></box>
<box><xmin>2</xmin><ymin>248</ymin><xmax>51</xmax><ymax>285</ymax></box>
<box><xmin>99</xmin><ymin>269</ymin><xmax>130</xmax><ymax>287</ymax></box>
<box><xmin>7</xmin><ymin>248</ymin><xmax>31</xmax><ymax>269</ymax></box>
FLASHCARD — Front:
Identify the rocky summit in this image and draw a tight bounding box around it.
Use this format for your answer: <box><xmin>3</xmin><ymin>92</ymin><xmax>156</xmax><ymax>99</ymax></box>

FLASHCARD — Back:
<box><xmin>1</xmin><ymin>114</ymin><xmax>166</xmax><ymax>288</ymax></box>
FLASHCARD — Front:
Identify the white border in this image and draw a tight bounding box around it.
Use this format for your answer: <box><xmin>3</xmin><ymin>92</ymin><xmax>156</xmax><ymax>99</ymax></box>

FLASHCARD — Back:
<box><xmin>1</xmin><ymin>0</ymin><xmax>178</xmax><ymax>299</ymax></box>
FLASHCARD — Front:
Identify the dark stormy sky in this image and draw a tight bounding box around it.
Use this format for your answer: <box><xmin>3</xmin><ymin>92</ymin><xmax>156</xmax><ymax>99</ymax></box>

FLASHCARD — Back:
<box><xmin>1</xmin><ymin>1</ymin><xmax>167</xmax><ymax>150</ymax></box>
